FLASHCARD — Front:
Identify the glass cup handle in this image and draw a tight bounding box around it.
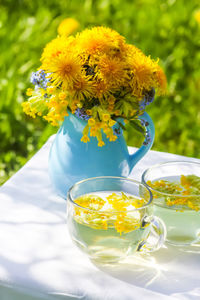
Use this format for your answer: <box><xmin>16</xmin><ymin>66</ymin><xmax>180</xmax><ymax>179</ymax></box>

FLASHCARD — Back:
<box><xmin>137</xmin><ymin>216</ymin><xmax>166</xmax><ymax>253</ymax></box>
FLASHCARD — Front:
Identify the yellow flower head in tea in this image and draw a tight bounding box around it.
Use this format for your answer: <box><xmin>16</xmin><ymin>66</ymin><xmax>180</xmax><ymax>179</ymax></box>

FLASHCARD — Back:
<box><xmin>148</xmin><ymin>175</ymin><xmax>200</xmax><ymax>211</ymax></box>
<box><xmin>73</xmin><ymin>192</ymin><xmax>147</xmax><ymax>234</ymax></box>
<box><xmin>22</xmin><ymin>20</ymin><xmax>167</xmax><ymax>146</ymax></box>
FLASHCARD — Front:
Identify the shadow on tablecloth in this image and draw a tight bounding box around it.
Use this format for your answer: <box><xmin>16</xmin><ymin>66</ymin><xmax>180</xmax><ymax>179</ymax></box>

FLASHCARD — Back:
<box><xmin>94</xmin><ymin>243</ymin><xmax>200</xmax><ymax>297</ymax></box>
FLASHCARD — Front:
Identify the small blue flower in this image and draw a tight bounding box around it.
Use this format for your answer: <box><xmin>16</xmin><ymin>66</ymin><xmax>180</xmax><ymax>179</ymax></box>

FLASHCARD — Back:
<box><xmin>144</xmin><ymin>88</ymin><xmax>155</xmax><ymax>104</ymax></box>
<box><xmin>113</xmin><ymin>127</ymin><xmax>122</xmax><ymax>136</ymax></box>
<box><xmin>75</xmin><ymin>108</ymin><xmax>90</xmax><ymax>120</ymax></box>
<box><xmin>140</xmin><ymin>119</ymin><xmax>149</xmax><ymax>127</ymax></box>
<box><xmin>139</xmin><ymin>118</ymin><xmax>151</xmax><ymax>146</ymax></box>
<box><xmin>140</xmin><ymin>119</ymin><xmax>145</xmax><ymax>127</ymax></box>
<box><xmin>139</xmin><ymin>88</ymin><xmax>155</xmax><ymax>111</ymax></box>
<box><xmin>139</xmin><ymin>100</ymin><xmax>146</xmax><ymax>111</ymax></box>
<box><xmin>113</xmin><ymin>122</ymin><xmax>123</xmax><ymax>136</ymax></box>
<box><xmin>30</xmin><ymin>70</ymin><xmax>51</xmax><ymax>89</ymax></box>
<box><xmin>143</xmin><ymin>131</ymin><xmax>151</xmax><ymax>146</ymax></box>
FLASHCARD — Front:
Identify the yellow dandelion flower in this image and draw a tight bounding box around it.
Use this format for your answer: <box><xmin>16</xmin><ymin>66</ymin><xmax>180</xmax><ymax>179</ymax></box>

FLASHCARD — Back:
<box><xmin>94</xmin><ymin>80</ymin><xmax>109</xmax><ymax>99</ymax></box>
<box><xmin>98</xmin><ymin>26</ymin><xmax>125</xmax><ymax>44</ymax></box>
<box><xmin>98</xmin><ymin>55</ymin><xmax>126</xmax><ymax>86</ymax></box>
<box><xmin>101</xmin><ymin>27</ymin><xmax>126</xmax><ymax>55</ymax></box>
<box><xmin>124</xmin><ymin>43</ymin><xmax>143</xmax><ymax>58</ymax></box>
<box><xmin>70</xmin><ymin>76</ymin><xmax>95</xmax><ymax>100</ymax></box>
<box><xmin>78</xmin><ymin>31</ymin><xmax>107</xmax><ymax>55</ymax></box>
<box><xmin>41</xmin><ymin>36</ymin><xmax>74</xmax><ymax>65</ymax></box>
<box><xmin>58</xmin><ymin>18</ymin><xmax>80</xmax><ymax>37</ymax></box>
<box><xmin>129</xmin><ymin>54</ymin><xmax>156</xmax><ymax>96</ymax></box>
<box><xmin>155</xmin><ymin>66</ymin><xmax>167</xmax><ymax>95</ymax></box>
<box><xmin>135</xmin><ymin>63</ymin><xmax>152</xmax><ymax>84</ymax></box>
<box><xmin>43</xmin><ymin>52</ymin><xmax>82</xmax><ymax>88</ymax></box>
<box><xmin>77</xmin><ymin>26</ymin><xmax>125</xmax><ymax>56</ymax></box>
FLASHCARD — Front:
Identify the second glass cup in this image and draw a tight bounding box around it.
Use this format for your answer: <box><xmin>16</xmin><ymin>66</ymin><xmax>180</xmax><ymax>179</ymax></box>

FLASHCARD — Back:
<box><xmin>67</xmin><ymin>176</ymin><xmax>166</xmax><ymax>264</ymax></box>
<box><xmin>142</xmin><ymin>161</ymin><xmax>200</xmax><ymax>246</ymax></box>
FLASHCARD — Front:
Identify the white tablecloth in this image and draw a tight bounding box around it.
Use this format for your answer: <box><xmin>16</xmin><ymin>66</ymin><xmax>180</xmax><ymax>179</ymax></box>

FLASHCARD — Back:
<box><xmin>0</xmin><ymin>136</ymin><xmax>200</xmax><ymax>300</ymax></box>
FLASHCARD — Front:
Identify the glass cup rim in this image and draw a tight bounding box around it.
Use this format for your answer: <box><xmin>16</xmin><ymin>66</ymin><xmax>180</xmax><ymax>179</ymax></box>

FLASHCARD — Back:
<box><xmin>67</xmin><ymin>176</ymin><xmax>153</xmax><ymax>213</ymax></box>
<box><xmin>142</xmin><ymin>160</ymin><xmax>200</xmax><ymax>197</ymax></box>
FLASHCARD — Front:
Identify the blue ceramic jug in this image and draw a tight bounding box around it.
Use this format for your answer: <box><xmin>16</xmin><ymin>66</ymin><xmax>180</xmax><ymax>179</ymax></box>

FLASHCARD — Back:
<box><xmin>49</xmin><ymin>112</ymin><xmax>155</xmax><ymax>198</ymax></box>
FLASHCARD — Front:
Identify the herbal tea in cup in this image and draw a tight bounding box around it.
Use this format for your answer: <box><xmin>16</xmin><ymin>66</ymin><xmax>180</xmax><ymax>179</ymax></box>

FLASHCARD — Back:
<box><xmin>142</xmin><ymin>161</ymin><xmax>200</xmax><ymax>246</ymax></box>
<box><xmin>67</xmin><ymin>177</ymin><xmax>166</xmax><ymax>263</ymax></box>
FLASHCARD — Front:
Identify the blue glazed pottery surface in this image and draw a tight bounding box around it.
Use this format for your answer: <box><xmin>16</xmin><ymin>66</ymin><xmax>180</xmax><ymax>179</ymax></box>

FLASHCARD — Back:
<box><xmin>49</xmin><ymin>112</ymin><xmax>155</xmax><ymax>198</ymax></box>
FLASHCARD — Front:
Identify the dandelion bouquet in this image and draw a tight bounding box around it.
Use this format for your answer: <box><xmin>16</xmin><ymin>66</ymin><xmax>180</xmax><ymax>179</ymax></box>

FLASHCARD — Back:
<box><xmin>23</xmin><ymin>20</ymin><xmax>166</xmax><ymax>147</ymax></box>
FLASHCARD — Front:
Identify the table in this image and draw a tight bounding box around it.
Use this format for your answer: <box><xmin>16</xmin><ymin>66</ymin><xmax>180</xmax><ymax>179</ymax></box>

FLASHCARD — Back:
<box><xmin>0</xmin><ymin>136</ymin><xmax>200</xmax><ymax>300</ymax></box>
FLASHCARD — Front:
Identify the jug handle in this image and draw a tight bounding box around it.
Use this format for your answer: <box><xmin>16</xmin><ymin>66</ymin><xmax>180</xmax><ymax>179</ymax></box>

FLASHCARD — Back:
<box><xmin>129</xmin><ymin>112</ymin><xmax>155</xmax><ymax>170</ymax></box>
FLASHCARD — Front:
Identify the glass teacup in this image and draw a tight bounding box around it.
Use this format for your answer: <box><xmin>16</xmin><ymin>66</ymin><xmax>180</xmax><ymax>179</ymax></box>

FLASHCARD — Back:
<box><xmin>142</xmin><ymin>161</ymin><xmax>200</xmax><ymax>246</ymax></box>
<box><xmin>67</xmin><ymin>176</ymin><xmax>166</xmax><ymax>263</ymax></box>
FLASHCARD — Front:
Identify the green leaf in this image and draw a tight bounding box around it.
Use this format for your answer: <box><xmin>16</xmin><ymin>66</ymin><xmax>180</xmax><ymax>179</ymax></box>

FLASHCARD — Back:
<box><xmin>129</xmin><ymin>120</ymin><xmax>146</xmax><ymax>136</ymax></box>
<box><xmin>117</xmin><ymin>121</ymin><xmax>126</xmax><ymax>131</ymax></box>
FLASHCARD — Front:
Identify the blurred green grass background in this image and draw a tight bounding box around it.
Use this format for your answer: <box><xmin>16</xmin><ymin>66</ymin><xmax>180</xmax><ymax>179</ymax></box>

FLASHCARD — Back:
<box><xmin>0</xmin><ymin>0</ymin><xmax>200</xmax><ymax>185</ymax></box>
